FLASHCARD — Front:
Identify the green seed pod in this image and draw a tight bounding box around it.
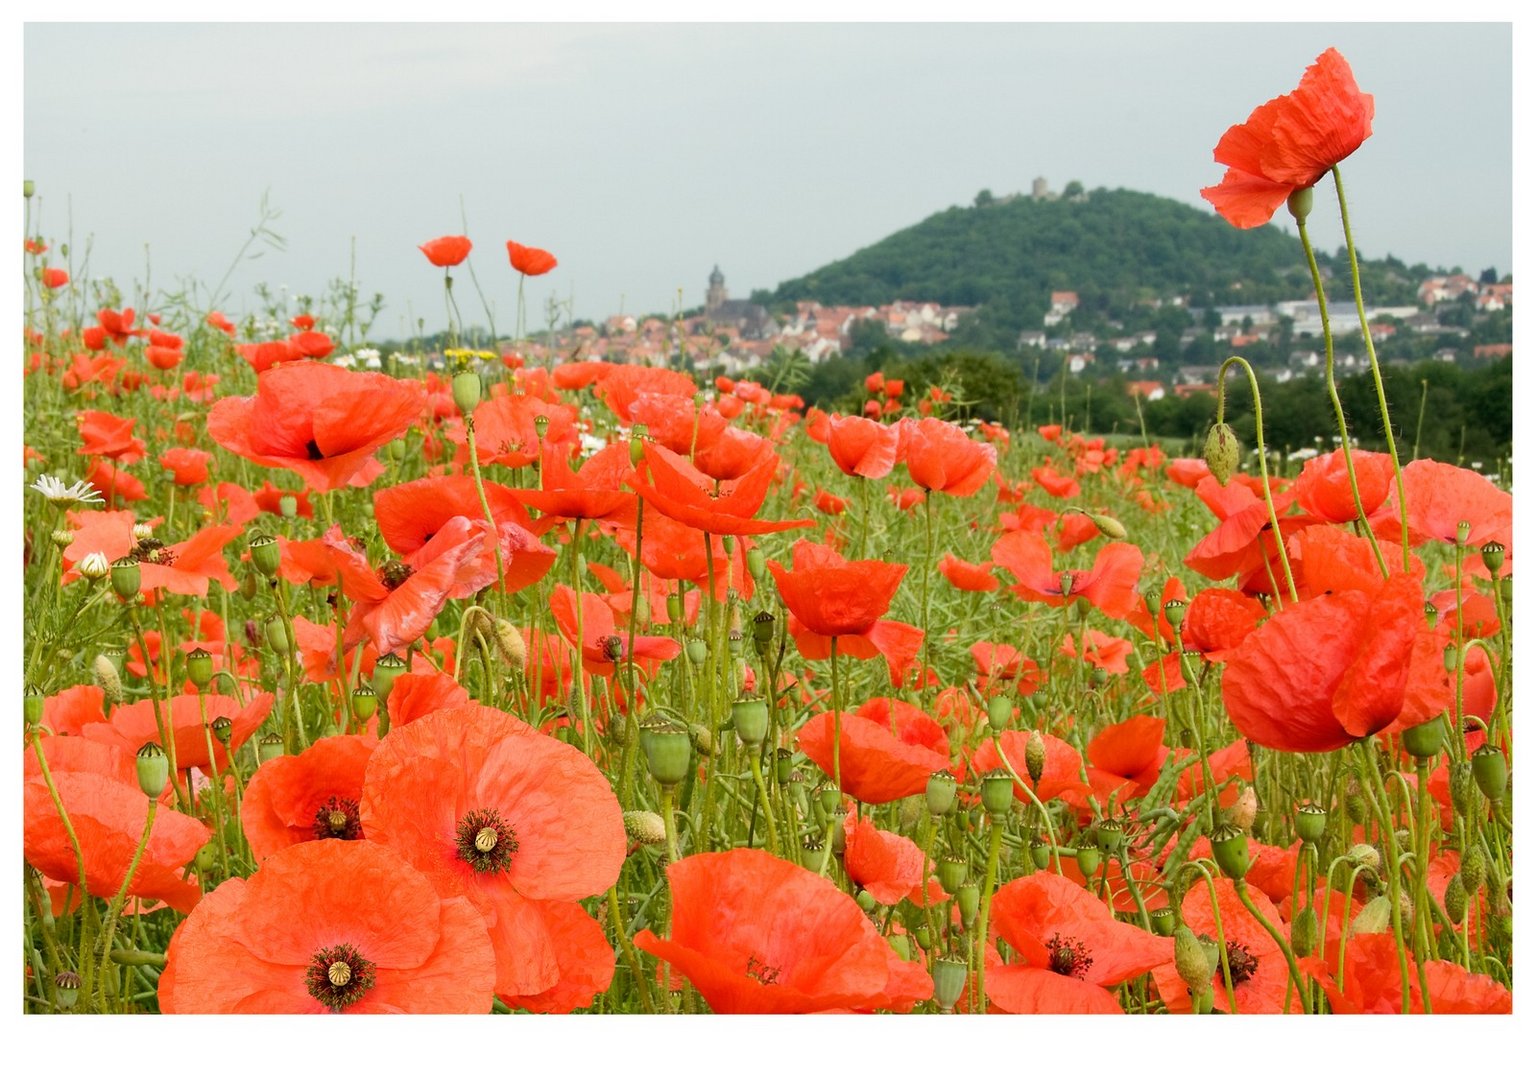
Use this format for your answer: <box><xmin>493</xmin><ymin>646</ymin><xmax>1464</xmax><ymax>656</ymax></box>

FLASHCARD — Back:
<box><xmin>856</xmin><ymin>889</ymin><xmax>878</xmax><ymax>913</ymax></box>
<box><xmin>1402</xmin><ymin>717</ymin><xmax>1445</xmax><ymax>760</ymax></box>
<box><xmin>980</xmin><ymin>768</ymin><xmax>1014</xmax><ymax>816</ymax></box>
<box><xmin>1209</xmin><ymin>823</ymin><xmax>1251</xmax><ymax>880</ymax></box>
<box><xmin>1203</xmin><ymin>422</ymin><xmax>1240</xmax><ymax>486</ymax></box>
<box><xmin>956</xmin><ymin>882</ymin><xmax>981</xmax><ymax>928</ymax></box>
<box><xmin>914</xmin><ymin>926</ymin><xmax>933</xmax><ymax>952</ymax></box>
<box><xmin>263</xmin><ymin>615</ymin><xmax>290</xmax><ymax>655</ymax></box>
<box><xmin>23</xmin><ymin>179</ymin><xmax>36</xmax><ymax>199</ymax></box>
<box><xmin>746</xmin><ymin>547</ymin><xmax>766</xmax><ymax>581</ymax></box>
<box><xmin>24</xmin><ymin>684</ymin><xmax>45</xmax><ymax>731</ymax></box>
<box><xmin>351</xmin><ymin>685</ymin><xmax>378</xmax><ymax>722</ymax></box>
<box><xmin>685</xmin><ymin>639</ymin><xmax>708</xmax><ymax>666</ymax></box>
<box><xmin>257</xmin><ymin>733</ymin><xmax>284</xmax><ymax>764</ymax></box>
<box><xmin>817</xmin><ymin>785</ymin><xmax>842</xmax><ymax>817</ymax></box>
<box><xmin>638</xmin><ymin>717</ymin><xmax>692</xmax><ymax>787</ymax></box>
<box><xmin>1094</xmin><ymin>819</ymin><xmax>1124</xmax><ymax>854</ymax></box>
<box><xmin>1480</xmin><ymin>541</ymin><xmax>1505</xmax><ymax>574</ymax></box>
<box><xmin>371</xmin><ymin>651</ymin><xmax>407</xmax><ymax>699</ymax></box>
<box><xmin>1075</xmin><ymin>846</ymin><xmax>1101</xmax><ymax>878</ymax></box>
<box><xmin>135</xmin><ymin>742</ymin><xmax>168</xmax><ymax>798</ymax></box>
<box><xmin>985</xmin><ymin>696</ymin><xmax>1012</xmax><ymax>733</ymax></box>
<box><xmin>1286</xmin><ymin>186</ymin><xmax>1313</xmax><ymax>223</ymax></box>
<box><xmin>1444</xmin><ymin>873</ymin><xmax>1468</xmax><ymax>925</ymax></box>
<box><xmin>110</xmin><ymin>556</ymin><xmax>141</xmax><ymax>600</ymax></box>
<box><xmin>1290</xmin><ymin>904</ymin><xmax>1318</xmax><ymax>956</ymax></box>
<box><xmin>1471</xmin><ymin>745</ymin><xmax>1507</xmax><ymax>802</ymax></box>
<box><xmin>186</xmin><ymin>648</ymin><xmax>214</xmax><ymax>690</ymax></box>
<box><xmin>1174</xmin><ymin>924</ymin><xmax>1213</xmax><ymax>991</ymax></box>
<box><xmin>1150</xmin><ymin>907</ymin><xmax>1175</xmax><ymax>937</ymax></box>
<box><xmin>53</xmin><ymin>970</ymin><xmax>80</xmax><ymax>1010</ymax></box>
<box><xmin>799</xmin><ymin>835</ymin><xmax>824</xmax><ymax>870</ymax></box>
<box><xmin>628</xmin><ymin>424</ymin><xmax>648</xmax><ymax>467</ymax></box>
<box><xmin>1082</xmin><ymin>510</ymin><xmax>1127</xmax><ymax>540</ymax></box>
<box><xmin>1295</xmin><ymin>803</ymin><xmax>1328</xmax><ymax>845</ymax></box>
<box><xmin>887</xmin><ymin>934</ymin><xmax>912</xmax><ymax>962</ymax></box>
<box><xmin>1352</xmin><ymin>895</ymin><xmax>1392</xmax><ymax>936</ymax></box>
<box><xmin>249</xmin><ymin>534</ymin><xmax>281</xmax><ymax>578</ymax></box>
<box><xmin>1455</xmin><ymin>520</ymin><xmax>1472</xmax><ymax>546</ymax></box>
<box><xmin>926</xmin><ymin>771</ymin><xmax>958</xmax><ymax>817</ymax></box>
<box><xmin>451</xmin><ymin>370</ymin><xmax>482</xmax><ymax>415</ymax></box>
<box><xmin>1029</xmin><ymin>838</ymin><xmax>1051</xmax><ymax>871</ymax></box>
<box><xmin>1163</xmin><ymin>597</ymin><xmax>1188</xmax><ymax>630</ymax></box>
<box><xmin>937</xmin><ymin>856</ymin><xmax>968</xmax><ymax>895</ymax></box>
<box><xmin>750</xmin><ymin>609</ymin><xmax>775</xmax><ymax>647</ymax></box>
<box><xmin>210</xmin><ymin>716</ymin><xmax>234</xmax><ymax>746</ymax></box>
<box><xmin>731</xmin><ymin>697</ymin><xmax>770</xmax><ymax>746</ymax></box>
<box><xmin>278</xmin><ymin>494</ymin><xmax>298</xmax><ymax>518</ymax></box>
<box><xmin>931</xmin><ymin>955</ymin><xmax>968</xmax><ymax>1012</ymax></box>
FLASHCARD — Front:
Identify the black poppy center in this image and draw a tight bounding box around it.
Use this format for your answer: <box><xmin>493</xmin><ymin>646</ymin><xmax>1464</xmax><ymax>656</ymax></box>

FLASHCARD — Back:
<box><xmin>305</xmin><ymin>943</ymin><xmax>376</xmax><ymax>1011</ymax></box>
<box><xmin>1046</xmin><ymin>933</ymin><xmax>1095</xmax><ymax>981</ymax></box>
<box><xmin>745</xmin><ymin>953</ymin><xmax>782</xmax><ymax>986</ymax></box>
<box><xmin>454</xmin><ymin>807</ymin><xmax>518</xmax><ymax>873</ymax></box>
<box><xmin>305</xmin><ymin>438</ymin><xmax>325</xmax><ymax>461</ymax></box>
<box><xmin>378</xmin><ymin>560</ymin><xmax>415</xmax><ymax>590</ymax></box>
<box><xmin>1225</xmin><ymin>940</ymin><xmax>1260</xmax><ymax>985</ymax></box>
<box><xmin>311</xmin><ymin>796</ymin><xmax>363</xmax><ymax>842</ymax></box>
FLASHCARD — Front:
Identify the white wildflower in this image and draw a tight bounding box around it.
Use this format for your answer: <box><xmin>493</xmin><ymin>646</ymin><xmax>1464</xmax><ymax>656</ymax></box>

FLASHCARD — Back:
<box><xmin>78</xmin><ymin>552</ymin><xmax>110</xmax><ymax>580</ymax></box>
<box><xmin>29</xmin><ymin>475</ymin><xmax>105</xmax><ymax>509</ymax></box>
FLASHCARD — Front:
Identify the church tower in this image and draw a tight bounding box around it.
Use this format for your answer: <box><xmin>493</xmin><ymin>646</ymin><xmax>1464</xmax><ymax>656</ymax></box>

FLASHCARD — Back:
<box><xmin>706</xmin><ymin>265</ymin><xmax>727</xmax><ymax>314</ymax></box>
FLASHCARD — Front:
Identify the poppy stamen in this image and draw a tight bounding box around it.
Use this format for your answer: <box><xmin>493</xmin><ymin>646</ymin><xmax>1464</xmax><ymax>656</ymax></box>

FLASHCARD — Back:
<box><xmin>305</xmin><ymin>943</ymin><xmax>376</xmax><ymax>1011</ymax></box>
<box><xmin>304</xmin><ymin>438</ymin><xmax>325</xmax><ymax>461</ymax></box>
<box><xmin>454</xmin><ymin>807</ymin><xmax>518</xmax><ymax>873</ymax></box>
<box><xmin>378</xmin><ymin>560</ymin><xmax>415</xmax><ymax>590</ymax></box>
<box><xmin>1224</xmin><ymin>940</ymin><xmax>1260</xmax><ymax>984</ymax></box>
<box><xmin>745</xmin><ymin>953</ymin><xmax>781</xmax><ymax>986</ymax></box>
<box><xmin>1045</xmin><ymin>933</ymin><xmax>1095</xmax><ymax>980</ymax></box>
<box><xmin>311</xmin><ymin>796</ymin><xmax>363</xmax><ymax>841</ymax></box>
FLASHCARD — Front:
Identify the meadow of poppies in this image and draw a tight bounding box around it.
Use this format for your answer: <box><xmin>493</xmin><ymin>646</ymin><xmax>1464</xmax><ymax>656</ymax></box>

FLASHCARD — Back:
<box><xmin>20</xmin><ymin>47</ymin><xmax>1514</xmax><ymax>1018</ymax></box>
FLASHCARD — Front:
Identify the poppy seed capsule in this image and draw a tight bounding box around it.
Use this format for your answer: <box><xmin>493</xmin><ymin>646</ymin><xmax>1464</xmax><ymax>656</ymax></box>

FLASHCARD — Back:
<box><xmin>986</xmin><ymin>696</ymin><xmax>1012</xmax><ymax>733</ymax></box>
<box><xmin>750</xmin><ymin>609</ymin><xmax>775</xmax><ymax>646</ymax></box>
<box><xmin>937</xmin><ymin>856</ymin><xmax>967</xmax><ymax>894</ymax></box>
<box><xmin>53</xmin><ymin>970</ymin><xmax>80</xmax><ymax>1010</ymax></box>
<box><xmin>351</xmin><ymin>685</ymin><xmax>378</xmax><ymax>722</ymax></box>
<box><xmin>24</xmin><ymin>684</ymin><xmax>45</xmax><ymax>730</ymax></box>
<box><xmin>110</xmin><ymin>556</ymin><xmax>141</xmax><ymax>599</ymax></box>
<box><xmin>1286</xmin><ymin>186</ymin><xmax>1314</xmax><ymax>223</ymax></box>
<box><xmin>932</xmin><ymin>956</ymin><xmax>968</xmax><ymax>1012</ymax></box>
<box><xmin>451</xmin><ymin>370</ymin><xmax>482</xmax><ymax>415</ymax></box>
<box><xmin>278</xmin><ymin>494</ymin><xmax>298</xmax><ymax>518</ymax></box>
<box><xmin>249</xmin><ymin>534</ymin><xmax>281</xmax><ymax>578</ymax></box>
<box><xmin>926</xmin><ymin>771</ymin><xmax>958</xmax><ymax>816</ymax></box>
<box><xmin>638</xmin><ymin>718</ymin><xmax>692</xmax><ymax>787</ymax></box>
<box><xmin>856</xmin><ymin>889</ymin><xmax>877</xmax><ymax>913</ymax></box>
<box><xmin>1210</xmin><ymin>823</ymin><xmax>1251</xmax><ymax>879</ymax></box>
<box><xmin>746</xmin><ymin>547</ymin><xmax>766</xmax><ymax>581</ymax></box>
<box><xmin>1402</xmin><ymin>717</ymin><xmax>1445</xmax><ymax>760</ymax></box>
<box><xmin>1295</xmin><ymin>803</ymin><xmax>1328</xmax><ymax>845</ymax></box>
<box><xmin>371</xmin><ymin>652</ymin><xmax>407</xmax><ymax>699</ymax></box>
<box><xmin>685</xmin><ymin>639</ymin><xmax>708</xmax><ymax>666</ymax></box>
<box><xmin>731</xmin><ymin>698</ymin><xmax>770</xmax><ymax>746</ymax></box>
<box><xmin>1095</xmin><ymin>819</ymin><xmax>1124</xmax><ymax>854</ymax></box>
<box><xmin>1150</xmin><ymin>907</ymin><xmax>1176</xmax><ymax>936</ymax></box>
<box><xmin>956</xmin><ymin>882</ymin><xmax>981</xmax><ymax>928</ymax></box>
<box><xmin>264</xmin><ymin>615</ymin><xmax>290</xmax><ymax>655</ymax></box>
<box><xmin>1163</xmin><ymin>597</ymin><xmax>1188</xmax><ymax>630</ymax></box>
<box><xmin>211</xmin><ymin>716</ymin><xmax>234</xmax><ymax>745</ymax></box>
<box><xmin>1203</xmin><ymin>422</ymin><xmax>1240</xmax><ymax>486</ymax></box>
<box><xmin>258</xmin><ymin>733</ymin><xmax>284</xmax><ymax>764</ymax></box>
<box><xmin>186</xmin><ymin>648</ymin><xmax>214</xmax><ymax>690</ymax></box>
<box><xmin>1030</xmin><ymin>838</ymin><xmax>1051</xmax><ymax>871</ymax></box>
<box><xmin>136</xmin><ymin>742</ymin><xmax>169</xmax><ymax>798</ymax></box>
<box><xmin>1455</xmin><ymin>520</ymin><xmax>1471</xmax><ymax>546</ymax></box>
<box><xmin>1481</xmin><ymin>541</ymin><xmax>1505</xmax><ymax>574</ymax></box>
<box><xmin>980</xmin><ymin>769</ymin><xmax>1014</xmax><ymax>816</ymax></box>
<box><xmin>1471</xmin><ymin>745</ymin><xmax>1508</xmax><ymax>802</ymax></box>
<box><xmin>24</xmin><ymin>179</ymin><xmax>35</xmax><ymax>199</ymax></box>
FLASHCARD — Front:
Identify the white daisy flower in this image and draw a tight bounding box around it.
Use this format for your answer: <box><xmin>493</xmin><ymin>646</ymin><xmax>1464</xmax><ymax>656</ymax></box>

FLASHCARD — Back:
<box><xmin>29</xmin><ymin>475</ymin><xmax>105</xmax><ymax>508</ymax></box>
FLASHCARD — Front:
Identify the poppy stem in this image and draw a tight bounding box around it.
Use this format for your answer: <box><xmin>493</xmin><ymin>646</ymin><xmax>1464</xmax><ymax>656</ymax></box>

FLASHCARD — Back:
<box><xmin>93</xmin><ymin>796</ymin><xmax>158</xmax><ymax>1011</ymax></box>
<box><xmin>1332</xmin><ymin>166</ymin><xmax>1411</xmax><ymax>574</ymax></box>
<box><xmin>1215</xmin><ymin>356</ymin><xmax>1297</xmax><ymax>602</ymax></box>
<box><xmin>1295</xmin><ymin>214</ymin><xmax>1390</xmax><ymax>579</ymax></box>
<box><xmin>972</xmin><ymin>815</ymin><xmax>1006</xmax><ymax>1011</ymax></box>
<box><xmin>1354</xmin><ymin>740</ymin><xmax>1415</xmax><ymax>1012</ymax></box>
<box><xmin>1233</xmin><ymin>879</ymin><xmax>1312</xmax><ymax>1014</ymax></box>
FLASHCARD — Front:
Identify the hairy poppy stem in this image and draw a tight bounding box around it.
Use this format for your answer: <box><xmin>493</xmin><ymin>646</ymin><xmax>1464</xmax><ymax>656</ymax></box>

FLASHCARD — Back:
<box><xmin>1215</xmin><ymin>356</ymin><xmax>1297</xmax><ymax>602</ymax></box>
<box><xmin>94</xmin><ymin>796</ymin><xmax>158</xmax><ymax>1011</ymax></box>
<box><xmin>971</xmin><ymin>816</ymin><xmax>1006</xmax><ymax>1011</ymax></box>
<box><xmin>1233</xmin><ymin>879</ymin><xmax>1312</xmax><ymax>1014</ymax></box>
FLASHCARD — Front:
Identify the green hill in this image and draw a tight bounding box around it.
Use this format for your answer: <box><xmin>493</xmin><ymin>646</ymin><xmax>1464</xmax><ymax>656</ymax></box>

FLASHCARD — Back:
<box><xmin>767</xmin><ymin>187</ymin><xmax>1434</xmax><ymax>350</ymax></box>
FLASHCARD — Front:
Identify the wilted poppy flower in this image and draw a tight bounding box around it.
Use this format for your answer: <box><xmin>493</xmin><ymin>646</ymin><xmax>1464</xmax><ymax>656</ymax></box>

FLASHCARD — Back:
<box><xmin>207</xmin><ymin>361</ymin><xmax>426</xmax><ymax>492</ymax></box>
<box><xmin>241</xmin><ymin>735</ymin><xmax>379</xmax><ymax>862</ymax></box>
<box><xmin>797</xmin><ymin>707</ymin><xmax>948</xmax><ymax>804</ymax></box>
<box><xmin>419</xmin><ymin>235</ymin><xmax>472</xmax><ymax>267</ymax></box>
<box><xmin>507</xmin><ymin>241</ymin><xmax>557</xmax><ymax>276</ymax></box>
<box><xmin>634</xmin><ymin>848</ymin><xmax>932</xmax><ymax>1013</ymax></box>
<box><xmin>1201</xmin><ymin>48</ymin><xmax>1374</xmax><ymax>228</ymax></box>
<box><xmin>360</xmin><ymin>705</ymin><xmax>625</xmax><ymax>1007</ymax></box>
<box><xmin>159</xmin><ymin>839</ymin><xmax>496</xmax><ymax>1013</ymax></box>
<box><xmin>986</xmin><ymin>872</ymin><xmax>1173</xmax><ymax>1013</ymax></box>
<box><xmin>904</xmin><ymin>417</ymin><xmax>996</xmax><ymax>497</ymax></box>
<box><xmin>24</xmin><ymin>769</ymin><xmax>210</xmax><ymax>913</ymax></box>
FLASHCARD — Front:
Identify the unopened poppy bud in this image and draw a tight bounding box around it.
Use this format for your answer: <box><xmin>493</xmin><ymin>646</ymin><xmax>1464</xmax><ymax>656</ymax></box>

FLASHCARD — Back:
<box><xmin>1347</xmin><ymin>843</ymin><xmax>1381</xmax><ymax>874</ymax></box>
<box><xmin>1402</xmin><ymin>717</ymin><xmax>1445</xmax><ymax>760</ymax></box>
<box><xmin>239</xmin><ymin>571</ymin><xmax>258</xmax><ymax>600</ymax></box>
<box><xmin>1295</xmin><ymin>803</ymin><xmax>1328</xmax><ymax>845</ymax></box>
<box><xmin>937</xmin><ymin>856</ymin><xmax>967</xmax><ymax>894</ymax></box>
<box><xmin>1058</xmin><ymin>571</ymin><xmax>1076</xmax><ymax>599</ymax></box>
<box><xmin>351</xmin><ymin>685</ymin><xmax>378</xmax><ymax>722</ymax></box>
<box><xmin>1150</xmin><ymin>907</ymin><xmax>1175</xmax><ymax>936</ymax></box>
<box><xmin>258</xmin><ymin>733</ymin><xmax>284</xmax><ymax>763</ymax></box>
<box><xmin>1352</xmin><ymin>895</ymin><xmax>1392</xmax><ymax>936</ymax></box>
<box><xmin>1481</xmin><ymin>541</ymin><xmax>1505</xmax><ymax>574</ymax></box>
<box><xmin>986</xmin><ymin>696</ymin><xmax>1012</xmax><ymax>733</ymax></box>
<box><xmin>1174</xmin><ymin>924</ymin><xmax>1212</xmax><ymax>990</ymax></box>
<box><xmin>24</xmin><ymin>684</ymin><xmax>45</xmax><ymax>730</ymax></box>
<box><xmin>956</xmin><ymin>882</ymin><xmax>980</xmax><ymax>928</ymax></box>
<box><xmin>264</xmin><ymin>615</ymin><xmax>290</xmax><ymax>655</ymax></box>
<box><xmin>926</xmin><ymin>771</ymin><xmax>957</xmax><ymax>816</ymax></box>
<box><xmin>856</xmin><ymin>889</ymin><xmax>877</xmax><ymax>913</ymax></box>
<box><xmin>135</xmin><ymin>742</ymin><xmax>168</xmax><ymax>797</ymax></box>
<box><xmin>194</xmin><ymin>842</ymin><xmax>217</xmax><ymax>874</ymax></box>
<box><xmin>1443</xmin><ymin>644</ymin><xmax>1458</xmax><ymax>673</ymax></box>
<box><xmin>746</xmin><ymin>547</ymin><xmax>766</xmax><ymax>581</ymax></box>
<box><xmin>23</xmin><ymin>179</ymin><xmax>35</xmax><ymax>199</ymax></box>
<box><xmin>1226</xmin><ymin>786</ymin><xmax>1259</xmax><ymax>831</ymax></box>
<box><xmin>1444</xmin><ymin>874</ymin><xmax>1468</xmax><ymax>925</ymax></box>
<box><xmin>1345</xmin><ymin>792</ymin><xmax>1367</xmax><ymax>825</ymax></box>
<box><xmin>1163</xmin><ymin>597</ymin><xmax>1188</xmax><ymax>630</ymax></box>
<box><xmin>249</xmin><ymin>534</ymin><xmax>281</xmax><ymax>578</ymax></box>
<box><xmin>1082</xmin><ymin>510</ymin><xmax>1127</xmax><ymax>540</ymax></box>
<box><xmin>1089</xmin><ymin>666</ymin><xmax>1108</xmax><ymax>688</ymax></box>
<box><xmin>278</xmin><ymin>494</ymin><xmax>298</xmax><ymax>518</ymax></box>
<box><xmin>1471</xmin><ymin>745</ymin><xmax>1507</xmax><ymax>802</ymax></box>
<box><xmin>731</xmin><ymin>697</ymin><xmax>769</xmax><ymax>745</ymax></box>
<box><xmin>1025</xmin><ymin>729</ymin><xmax>1046</xmax><ymax>786</ymax></box>
<box><xmin>1449</xmin><ymin>761</ymin><xmax>1477</xmax><ymax>818</ymax></box>
<box><xmin>639</xmin><ymin>716</ymin><xmax>692</xmax><ymax>787</ymax></box>
<box><xmin>1210</xmin><ymin>823</ymin><xmax>1250</xmax><ymax>879</ymax></box>
<box><xmin>1286</xmin><ymin>186</ymin><xmax>1313</xmax><ymax>223</ymax></box>
<box><xmin>623</xmin><ymin>809</ymin><xmax>667</xmax><ymax>846</ymax></box>
<box><xmin>689</xmin><ymin>723</ymin><xmax>715</xmax><ymax>757</ymax></box>
<box><xmin>1095</xmin><ymin>819</ymin><xmax>1124</xmax><ymax>854</ymax></box>
<box><xmin>371</xmin><ymin>652</ymin><xmax>407</xmax><ymax>699</ymax></box>
<box><xmin>451</xmin><ymin>370</ymin><xmax>482</xmax><ymax>415</ymax></box>
<box><xmin>186</xmin><ymin>648</ymin><xmax>214</xmax><ymax>690</ymax></box>
<box><xmin>1030</xmin><ymin>838</ymin><xmax>1051</xmax><ymax>870</ymax></box>
<box><xmin>387</xmin><ymin>437</ymin><xmax>407</xmax><ymax>461</ymax></box>
<box><xmin>980</xmin><ymin>769</ymin><xmax>1014</xmax><ymax>816</ymax></box>
<box><xmin>1291</xmin><ymin>904</ymin><xmax>1318</xmax><ymax>955</ymax></box>
<box><xmin>110</xmin><ymin>556</ymin><xmax>140</xmax><ymax>599</ymax></box>
<box><xmin>53</xmin><ymin>970</ymin><xmax>80</xmax><ymax>1010</ymax></box>
<box><xmin>932</xmin><ymin>956</ymin><xmax>968</xmax><ymax>1012</ymax></box>
<box><xmin>1460</xmin><ymin>843</ymin><xmax>1486</xmax><ymax>892</ymax></box>
<box><xmin>1203</xmin><ymin>422</ymin><xmax>1240</xmax><ymax>486</ymax></box>
<box><xmin>93</xmin><ymin>654</ymin><xmax>125</xmax><ymax>706</ymax></box>
<box><xmin>1455</xmin><ymin>520</ymin><xmax>1471</xmax><ymax>546</ymax></box>
<box><xmin>685</xmin><ymin>639</ymin><xmax>708</xmax><ymax>666</ymax></box>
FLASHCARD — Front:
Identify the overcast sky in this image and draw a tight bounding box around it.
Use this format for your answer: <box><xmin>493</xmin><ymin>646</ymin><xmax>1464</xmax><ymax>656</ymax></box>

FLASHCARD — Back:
<box><xmin>23</xmin><ymin>21</ymin><xmax>1514</xmax><ymax>339</ymax></box>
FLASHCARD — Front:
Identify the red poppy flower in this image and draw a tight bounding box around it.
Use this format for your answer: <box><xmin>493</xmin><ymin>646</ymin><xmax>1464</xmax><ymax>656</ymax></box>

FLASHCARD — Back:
<box><xmin>634</xmin><ymin>848</ymin><xmax>932</xmax><ymax>1013</ymax></box>
<box><xmin>826</xmin><ymin>414</ymin><xmax>900</xmax><ymax>479</ymax></box>
<box><xmin>1293</xmin><ymin>447</ymin><xmax>1395</xmax><ymax>523</ymax></box>
<box><xmin>24</xmin><ymin>769</ymin><xmax>210</xmax><ymax>914</ymax></box>
<box><xmin>84</xmin><ymin>692</ymin><xmax>275</xmax><ymax>777</ymax></box>
<box><xmin>548</xmin><ymin>583</ymin><xmax>682</xmax><ymax>677</ymax></box>
<box><xmin>42</xmin><ymin>266</ymin><xmax>69</xmax><ymax>289</ymax></box>
<box><xmin>374</xmin><ymin>476</ymin><xmax>555</xmax><ymax>594</ymax></box>
<box><xmin>991</xmin><ymin>531</ymin><xmax>1145</xmax><ymax>621</ymax></box>
<box><xmin>1299</xmin><ymin>933</ymin><xmax>1510</xmax><ymax>1014</ymax></box>
<box><xmin>841</xmin><ymin>810</ymin><xmax>944</xmax><ymax>906</ymax></box>
<box><xmin>1201</xmin><ymin>48</ymin><xmax>1374</xmax><ymax>228</ymax></box>
<box><xmin>815</xmin><ymin>488</ymin><xmax>849</xmax><ymax>516</ymax></box>
<box><xmin>159</xmin><ymin>840</ymin><xmax>496</xmax><ymax>1013</ymax></box>
<box><xmin>1085</xmin><ymin>713</ymin><xmax>1168</xmax><ymax>799</ymax></box>
<box><xmin>76</xmin><ymin>410</ymin><xmax>146</xmax><ymax>463</ymax></box>
<box><xmin>159</xmin><ymin>447</ymin><xmax>212</xmax><ymax>486</ymax></box>
<box><xmin>360</xmin><ymin>705</ymin><xmax>625</xmax><ymax>1007</ymax></box>
<box><xmin>507</xmin><ymin>241</ymin><xmax>558</xmax><ymax>276</ymax></box>
<box><xmin>1183</xmin><ymin>475</ymin><xmax>1304</xmax><ymax>587</ymax></box>
<box><xmin>770</xmin><ymin>539</ymin><xmax>906</xmax><ymax>638</ymax></box>
<box><xmin>903</xmin><ymin>417</ymin><xmax>996</xmax><ymax>497</ymax></box>
<box><xmin>1375</xmin><ymin>458</ymin><xmax>1512</xmax><ymax>551</ymax></box>
<box><xmin>342</xmin><ymin>517</ymin><xmax>497</xmax><ymax>655</ymax></box>
<box><xmin>608</xmin><ymin>503</ymin><xmax>750</xmax><ymax>603</ymax></box>
<box><xmin>197</xmin><ymin>481</ymin><xmax>261</xmax><ymax>526</ymax></box>
<box><xmin>971</xmin><ymin>641</ymin><xmax>1043</xmax><ymax>696</ymax></box>
<box><xmin>41</xmin><ymin>685</ymin><xmax>109</xmax><ymax>738</ymax></box>
<box><xmin>632</xmin><ymin>442</ymin><xmax>811</xmax><ymax>536</ymax></box>
<box><xmin>419</xmin><ymin>235</ymin><xmax>472</xmax><ymax>267</ymax></box>
<box><xmin>1181</xmin><ymin>587</ymin><xmax>1267</xmax><ymax>661</ymax></box>
<box><xmin>207</xmin><ymin>360</ymin><xmax>426</xmax><ymax>492</ymax></box>
<box><xmin>512</xmin><ymin>442</ymin><xmax>637</xmax><ymax>528</ymax></box>
<box><xmin>971</xmin><ymin>730</ymin><xmax>1091</xmax><ymax>807</ymax></box>
<box><xmin>986</xmin><ymin>872</ymin><xmax>1173</xmax><ymax>1013</ymax></box>
<box><xmin>939</xmin><ymin>554</ymin><xmax>999</xmax><ymax>592</ymax></box>
<box><xmin>797</xmin><ymin>707</ymin><xmax>948</xmax><ymax>804</ymax></box>
<box><xmin>146</xmin><ymin>345</ymin><xmax>183</xmax><ymax>371</ymax></box>
<box><xmin>236</xmin><ymin>338</ymin><xmax>304</xmax><ymax>373</ymax></box>
<box><xmin>1031</xmin><ymin>463</ymin><xmax>1080</xmax><ymax>500</ymax></box>
<box><xmin>241</xmin><ymin>734</ymin><xmax>379</xmax><ymax>862</ymax></box>
<box><xmin>1060</xmin><ymin>629</ymin><xmax>1133</xmax><ymax>674</ymax></box>
<box><xmin>386</xmin><ymin>671</ymin><xmax>472</xmax><ymax>727</ymax></box>
<box><xmin>206</xmin><ymin>311</ymin><xmax>237</xmax><ymax>336</ymax></box>
<box><xmin>289</xmin><ymin>330</ymin><xmax>334</xmax><ymax>360</ymax></box>
<box><xmin>448</xmin><ymin>392</ymin><xmax>578</xmax><ymax>470</ymax></box>
<box><xmin>1221</xmin><ymin>572</ymin><xmax>1452</xmax><ymax>752</ymax></box>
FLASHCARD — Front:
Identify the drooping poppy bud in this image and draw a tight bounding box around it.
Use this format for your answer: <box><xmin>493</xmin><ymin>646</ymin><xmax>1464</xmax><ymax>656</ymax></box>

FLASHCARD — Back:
<box><xmin>1203</xmin><ymin>422</ymin><xmax>1240</xmax><ymax>486</ymax></box>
